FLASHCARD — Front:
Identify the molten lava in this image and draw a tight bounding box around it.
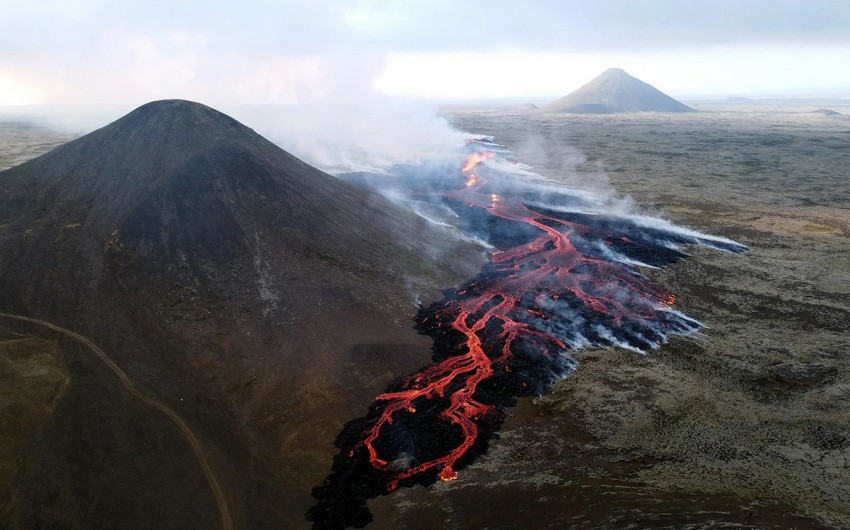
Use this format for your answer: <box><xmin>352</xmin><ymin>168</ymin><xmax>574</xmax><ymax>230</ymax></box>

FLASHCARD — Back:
<box><xmin>308</xmin><ymin>139</ymin><xmax>747</xmax><ymax>529</ymax></box>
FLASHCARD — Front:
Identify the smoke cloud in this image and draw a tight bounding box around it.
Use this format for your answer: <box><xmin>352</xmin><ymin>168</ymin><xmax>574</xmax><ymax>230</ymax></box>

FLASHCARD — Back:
<box><xmin>224</xmin><ymin>97</ymin><xmax>468</xmax><ymax>174</ymax></box>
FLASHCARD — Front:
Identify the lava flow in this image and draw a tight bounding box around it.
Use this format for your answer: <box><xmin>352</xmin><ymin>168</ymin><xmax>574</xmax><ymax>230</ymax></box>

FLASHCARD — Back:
<box><xmin>308</xmin><ymin>139</ymin><xmax>747</xmax><ymax>529</ymax></box>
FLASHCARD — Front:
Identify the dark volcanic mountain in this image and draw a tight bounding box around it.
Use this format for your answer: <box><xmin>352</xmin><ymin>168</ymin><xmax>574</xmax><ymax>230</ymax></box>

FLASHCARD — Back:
<box><xmin>543</xmin><ymin>68</ymin><xmax>694</xmax><ymax>114</ymax></box>
<box><xmin>0</xmin><ymin>100</ymin><xmax>481</xmax><ymax>528</ymax></box>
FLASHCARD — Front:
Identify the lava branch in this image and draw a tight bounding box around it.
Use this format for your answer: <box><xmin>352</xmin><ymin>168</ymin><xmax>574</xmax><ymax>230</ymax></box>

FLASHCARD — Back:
<box><xmin>356</xmin><ymin>294</ymin><xmax>515</xmax><ymax>489</ymax></box>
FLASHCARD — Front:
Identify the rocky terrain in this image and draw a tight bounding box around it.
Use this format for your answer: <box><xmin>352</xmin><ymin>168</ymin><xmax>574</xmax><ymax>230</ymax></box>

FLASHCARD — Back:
<box><xmin>361</xmin><ymin>103</ymin><xmax>849</xmax><ymax>528</ymax></box>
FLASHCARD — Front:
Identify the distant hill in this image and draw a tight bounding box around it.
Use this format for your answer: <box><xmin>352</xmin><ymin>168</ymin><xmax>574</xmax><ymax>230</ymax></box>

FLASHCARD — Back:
<box><xmin>543</xmin><ymin>68</ymin><xmax>694</xmax><ymax>114</ymax></box>
<box><xmin>812</xmin><ymin>108</ymin><xmax>842</xmax><ymax>116</ymax></box>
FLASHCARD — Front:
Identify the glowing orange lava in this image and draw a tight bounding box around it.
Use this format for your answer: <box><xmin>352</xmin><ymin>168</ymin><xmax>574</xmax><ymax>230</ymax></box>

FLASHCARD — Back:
<box><xmin>354</xmin><ymin>152</ymin><xmax>676</xmax><ymax>489</ymax></box>
<box><xmin>309</xmin><ymin>141</ymin><xmax>747</xmax><ymax>529</ymax></box>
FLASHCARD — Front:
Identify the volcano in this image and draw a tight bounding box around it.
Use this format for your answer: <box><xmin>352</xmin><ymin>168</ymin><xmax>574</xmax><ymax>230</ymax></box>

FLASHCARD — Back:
<box><xmin>0</xmin><ymin>100</ymin><xmax>480</xmax><ymax>528</ymax></box>
<box><xmin>543</xmin><ymin>68</ymin><xmax>694</xmax><ymax>114</ymax></box>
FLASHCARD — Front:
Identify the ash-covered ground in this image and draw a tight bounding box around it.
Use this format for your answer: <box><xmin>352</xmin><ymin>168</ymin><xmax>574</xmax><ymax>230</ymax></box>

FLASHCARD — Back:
<box><xmin>363</xmin><ymin>102</ymin><xmax>850</xmax><ymax>529</ymax></box>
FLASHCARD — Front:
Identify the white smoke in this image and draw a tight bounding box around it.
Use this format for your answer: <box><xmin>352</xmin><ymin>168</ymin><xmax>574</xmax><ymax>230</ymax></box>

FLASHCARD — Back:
<box><xmin>624</xmin><ymin>213</ymin><xmax>748</xmax><ymax>251</ymax></box>
<box><xmin>224</xmin><ymin>96</ymin><xmax>468</xmax><ymax>174</ymax></box>
<box><xmin>512</xmin><ymin>130</ymin><xmax>617</xmax><ymax>197</ymax></box>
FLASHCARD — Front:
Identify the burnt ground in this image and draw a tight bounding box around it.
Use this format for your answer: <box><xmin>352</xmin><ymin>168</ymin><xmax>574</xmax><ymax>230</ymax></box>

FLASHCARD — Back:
<box><xmin>362</xmin><ymin>104</ymin><xmax>850</xmax><ymax>529</ymax></box>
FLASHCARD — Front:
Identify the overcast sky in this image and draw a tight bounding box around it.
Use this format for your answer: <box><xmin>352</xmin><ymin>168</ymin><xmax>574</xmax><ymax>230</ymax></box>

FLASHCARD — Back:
<box><xmin>2</xmin><ymin>0</ymin><xmax>850</xmax><ymax>105</ymax></box>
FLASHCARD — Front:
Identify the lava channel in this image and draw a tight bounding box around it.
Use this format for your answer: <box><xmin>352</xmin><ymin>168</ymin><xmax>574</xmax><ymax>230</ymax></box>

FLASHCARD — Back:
<box><xmin>307</xmin><ymin>140</ymin><xmax>747</xmax><ymax>529</ymax></box>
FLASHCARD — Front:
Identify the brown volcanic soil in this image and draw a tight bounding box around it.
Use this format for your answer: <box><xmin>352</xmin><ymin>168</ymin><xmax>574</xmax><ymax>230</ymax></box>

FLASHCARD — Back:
<box><xmin>358</xmin><ymin>105</ymin><xmax>850</xmax><ymax>528</ymax></box>
<box><xmin>0</xmin><ymin>101</ymin><xmax>483</xmax><ymax>529</ymax></box>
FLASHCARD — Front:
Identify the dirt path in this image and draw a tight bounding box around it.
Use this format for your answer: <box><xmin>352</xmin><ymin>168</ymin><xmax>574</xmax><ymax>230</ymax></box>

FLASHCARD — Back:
<box><xmin>0</xmin><ymin>312</ymin><xmax>234</xmax><ymax>530</ymax></box>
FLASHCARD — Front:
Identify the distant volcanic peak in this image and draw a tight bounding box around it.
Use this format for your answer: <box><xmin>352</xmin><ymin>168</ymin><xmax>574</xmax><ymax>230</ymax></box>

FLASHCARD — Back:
<box><xmin>599</xmin><ymin>67</ymin><xmax>630</xmax><ymax>79</ymax></box>
<box><xmin>544</xmin><ymin>68</ymin><xmax>694</xmax><ymax>114</ymax></box>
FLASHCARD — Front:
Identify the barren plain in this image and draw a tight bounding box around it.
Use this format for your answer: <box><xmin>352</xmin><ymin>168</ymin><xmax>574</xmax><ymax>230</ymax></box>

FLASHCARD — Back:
<box><xmin>366</xmin><ymin>102</ymin><xmax>850</xmax><ymax>529</ymax></box>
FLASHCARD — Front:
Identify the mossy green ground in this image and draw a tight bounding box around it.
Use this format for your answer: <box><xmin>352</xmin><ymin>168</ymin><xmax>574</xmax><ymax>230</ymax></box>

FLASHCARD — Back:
<box><xmin>0</xmin><ymin>332</ymin><xmax>69</xmax><ymax>489</ymax></box>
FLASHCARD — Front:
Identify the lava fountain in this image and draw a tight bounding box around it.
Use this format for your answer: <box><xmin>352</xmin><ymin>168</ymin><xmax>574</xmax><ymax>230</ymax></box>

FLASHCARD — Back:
<box><xmin>308</xmin><ymin>138</ymin><xmax>747</xmax><ymax>529</ymax></box>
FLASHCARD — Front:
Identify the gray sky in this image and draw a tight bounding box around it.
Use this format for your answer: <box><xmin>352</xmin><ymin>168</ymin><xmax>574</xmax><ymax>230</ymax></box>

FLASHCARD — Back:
<box><xmin>2</xmin><ymin>0</ymin><xmax>850</xmax><ymax>105</ymax></box>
